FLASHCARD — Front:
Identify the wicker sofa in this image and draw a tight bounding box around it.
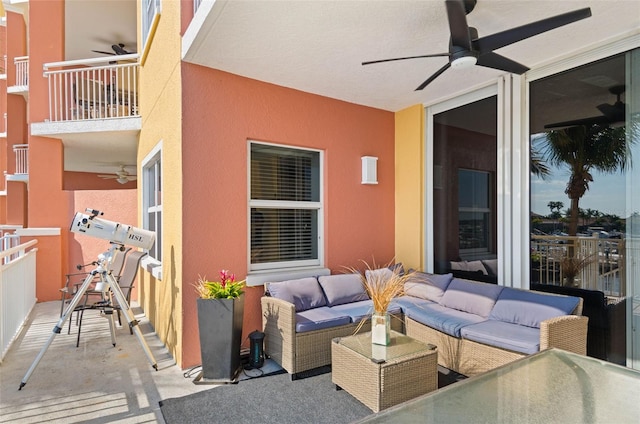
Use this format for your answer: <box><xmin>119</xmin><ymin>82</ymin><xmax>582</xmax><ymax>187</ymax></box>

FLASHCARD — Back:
<box><xmin>261</xmin><ymin>270</ymin><xmax>588</xmax><ymax>378</ymax></box>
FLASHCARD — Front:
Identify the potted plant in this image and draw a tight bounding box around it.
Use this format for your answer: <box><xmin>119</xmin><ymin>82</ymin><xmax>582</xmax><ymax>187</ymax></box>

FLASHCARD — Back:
<box><xmin>194</xmin><ymin>270</ymin><xmax>245</xmax><ymax>383</ymax></box>
<box><xmin>560</xmin><ymin>254</ymin><xmax>594</xmax><ymax>287</ymax></box>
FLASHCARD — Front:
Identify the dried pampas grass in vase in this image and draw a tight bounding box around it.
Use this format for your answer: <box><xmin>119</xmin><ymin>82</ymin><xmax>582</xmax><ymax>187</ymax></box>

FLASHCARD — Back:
<box><xmin>348</xmin><ymin>260</ymin><xmax>414</xmax><ymax>345</ymax></box>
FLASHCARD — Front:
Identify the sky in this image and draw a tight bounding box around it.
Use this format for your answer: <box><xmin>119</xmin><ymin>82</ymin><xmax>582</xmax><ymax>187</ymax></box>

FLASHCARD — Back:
<box><xmin>531</xmin><ymin>167</ymin><xmax>628</xmax><ymax>218</ymax></box>
<box><xmin>529</xmin><ymin>131</ymin><xmax>640</xmax><ymax>219</ymax></box>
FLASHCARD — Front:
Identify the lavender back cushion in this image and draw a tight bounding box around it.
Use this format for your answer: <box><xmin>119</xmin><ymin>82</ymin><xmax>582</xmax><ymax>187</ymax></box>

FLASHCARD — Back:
<box><xmin>267</xmin><ymin>277</ymin><xmax>327</xmax><ymax>312</ymax></box>
<box><xmin>489</xmin><ymin>288</ymin><xmax>580</xmax><ymax>328</ymax></box>
<box><xmin>404</xmin><ymin>272</ymin><xmax>453</xmax><ymax>302</ymax></box>
<box><xmin>439</xmin><ymin>278</ymin><xmax>504</xmax><ymax>317</ymax></box>
<box><xmin>318</xmin><ymin>274</ymin><xmax>368</xmax><ymax>306</ymax></box>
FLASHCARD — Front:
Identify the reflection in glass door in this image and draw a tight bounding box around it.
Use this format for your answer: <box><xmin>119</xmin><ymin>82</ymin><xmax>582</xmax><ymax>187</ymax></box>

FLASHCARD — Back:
<box><xmin>432</xmin><ymin>96</ymin><xmax>498</xmax><ymax>285</ymax></box>
<box><xmin>529</xmin><ymin>49</ymin><xmax>639</xmax><ymax>368</ymax></box>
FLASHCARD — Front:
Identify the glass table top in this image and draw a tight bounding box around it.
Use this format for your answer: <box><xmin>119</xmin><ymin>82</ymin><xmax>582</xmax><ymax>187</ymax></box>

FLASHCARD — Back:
<box><xmin>354</xmin><ymin>348</ymin><xmax>640</xmax><ymax>423</ymax></box>
<box><xmin>335</xmin><ymin>330</ymin><xmax>436</xmax><ymax>363</ymax></box>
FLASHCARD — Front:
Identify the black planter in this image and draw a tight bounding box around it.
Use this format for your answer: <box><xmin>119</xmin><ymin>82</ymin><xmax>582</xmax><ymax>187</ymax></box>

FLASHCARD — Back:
<box><xmin>196</xmin><ymin>295</ymin><xmax>244</xmax><ymax>382</ymax></box>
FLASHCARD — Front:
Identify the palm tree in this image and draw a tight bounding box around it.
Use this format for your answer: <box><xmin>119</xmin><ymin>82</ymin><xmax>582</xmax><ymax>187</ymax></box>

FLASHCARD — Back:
<box><xmin>547</xmin><ymin>201</ymin><xmax>563</xmax><ymax>232</ymax></box>
<box><xmin>543</xmin><ymin>124</ymin><xmax>628</xmax><ymax>236</ymax></box>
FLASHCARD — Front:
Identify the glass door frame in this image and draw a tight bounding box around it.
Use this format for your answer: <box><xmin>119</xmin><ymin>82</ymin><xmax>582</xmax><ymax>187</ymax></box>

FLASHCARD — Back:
<box><xmin>525</xmin><ymin>36</ymin><xmax>640</xmax><ymax>369</ymax></box>
<box><xmin>424</xmin><ymin>78</ymin><xmax>515</xmax><ymax>286</ymax></box>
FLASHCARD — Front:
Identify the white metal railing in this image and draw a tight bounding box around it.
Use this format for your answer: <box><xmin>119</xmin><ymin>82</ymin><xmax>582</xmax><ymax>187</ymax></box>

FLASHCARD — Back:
<box><xmin>1</xmin><ymin>54</ymin><xmax>6</xmax><ymax>74</ymax></box>
<box><xmin>531</xmin><ymin>234</ymin><xmax>625</xmax><ymax>297</ymax></box>
<box><xmin>14</xmin><ymin>56</ymin><xmax>28</xmax><ymax>87</ymax></box>
<box><xmin>13</xmin><ymin>144</ymin><xmax>28</xmax><ymax>174</ymax></box>
<box><xmin>1</xmin><ymin>234</ymin><xmax>21</xmax><ymax>264</ymax></box>
<box><xmin>2</xmin><ymin>112</ymin><xmax>6</xmax><ymax>134</ymax></box>
<box><xmin>43</xmin><ymin>56</ymin><xmax>139</xmax><ymax>123</ymax></box>
<box><xmin>1</xmin><ymin>239</ymin><xmax>38</xmax><ymax>362</ymax></box>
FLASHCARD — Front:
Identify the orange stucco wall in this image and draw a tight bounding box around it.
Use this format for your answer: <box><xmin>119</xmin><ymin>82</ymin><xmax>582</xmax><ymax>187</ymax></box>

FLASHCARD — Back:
<box><xmin>67</xmin><ymin>189</ymin><xmax>138</xmax><ymax>297</ymax></box>
<box><xmin>180</xmin><ymin>65</ymin><xmax>395</xmax><ymax>368</ymax></box>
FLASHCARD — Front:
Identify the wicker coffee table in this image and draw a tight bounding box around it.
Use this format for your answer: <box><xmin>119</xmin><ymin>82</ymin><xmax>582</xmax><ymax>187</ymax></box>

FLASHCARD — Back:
<box><xmin>331</xmin><ymin>330</ymin><xmax>438</xmax><ymax>412</ymax></box>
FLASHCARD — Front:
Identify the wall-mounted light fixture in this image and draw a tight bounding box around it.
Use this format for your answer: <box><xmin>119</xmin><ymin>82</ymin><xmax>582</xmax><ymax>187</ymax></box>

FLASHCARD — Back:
<box><xmin>361</xmin><ymin>156</ymin><xmax>378</xmax><ymax>185</ymax></box>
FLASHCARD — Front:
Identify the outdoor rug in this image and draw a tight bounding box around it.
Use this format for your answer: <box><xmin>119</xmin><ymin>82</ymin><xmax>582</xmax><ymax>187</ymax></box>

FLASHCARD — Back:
<box><xmin>160</xmin><ymin>369</ymin><xmax>371</xmax><ymax>424</ymax></box>
<box><xmin>160</xmin><ymin>365</ymin><xmax>466</xmax><ymax>424</ymax></box>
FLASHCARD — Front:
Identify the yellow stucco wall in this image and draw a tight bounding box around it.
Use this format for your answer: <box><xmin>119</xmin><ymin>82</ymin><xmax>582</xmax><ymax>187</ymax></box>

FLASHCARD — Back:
<box><xmin>395</xmin><ymin>104</ymin><xmax>424</xmax><ymax>271</ymax></box>
<box><xmin>137</xmin><ymin>1</ymin><xmax>183</xmax><ymax>365</ymax></box>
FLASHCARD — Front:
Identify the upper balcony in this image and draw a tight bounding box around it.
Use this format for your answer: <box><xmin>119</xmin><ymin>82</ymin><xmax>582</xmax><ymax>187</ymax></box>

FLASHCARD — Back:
<box><xmin>31</xmin><ymin>56</ymin><xmax>140</xmax><ymax>176</ymax></box>
<box><xmin>6</xmin><ymin>56</ymin><xmax>28</xmax><ymax>98</ymax></box>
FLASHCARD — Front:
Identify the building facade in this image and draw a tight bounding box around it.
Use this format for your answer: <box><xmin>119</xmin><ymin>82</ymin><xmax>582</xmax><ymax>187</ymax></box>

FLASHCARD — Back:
<box><xmin>2</xmin><ymin>0</ymin><xmax>639</xmax><ymax>371</ymax></box>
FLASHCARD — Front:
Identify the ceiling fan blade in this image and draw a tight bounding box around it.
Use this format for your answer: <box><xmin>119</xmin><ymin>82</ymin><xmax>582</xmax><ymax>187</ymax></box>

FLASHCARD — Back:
<box><xmin>92</xmin><ymin>50</ymin><xmax>116</xmax><ymax>56</ymax></box>
<box><xmin>544</xmin><ymin>115</ymin><xmax>609</xmax><ymax>129</ymax></box>
<box><xmin>97</xmin><ymin>174</ymin><xmax>118</xmax><ymax>179</ymax></box>
<box><xmin>477</xmin><ymin>52</ymin><xmax>529</xmax><ymax>74</ymax></box>
<box><xmin>362</xmin><ymin>53</ymin><xmax>449</xmax><ymax>66</ymax></box>
<box><xmin>446</xmin><ymin>0</ymin><xmax>472</xmax><ymax>50</ymax></box>
<box><xmin>596</xmin><ymin>103</ymin><xmax>625</xmax><ymax>121</ymax></box>
<box><xmin>112</xmin><ymin>44</ymin><xmax>137</xmax><ymax>55</ymax></box>
<box><xmin>473</xmin><ymin>8</ymin><xmax>591</xmax><ymax>53</ymax></box>
<box><xmin>415</xmin><ymin>62</ymin><xmax>451</xmax><ymax>91</ymax></box>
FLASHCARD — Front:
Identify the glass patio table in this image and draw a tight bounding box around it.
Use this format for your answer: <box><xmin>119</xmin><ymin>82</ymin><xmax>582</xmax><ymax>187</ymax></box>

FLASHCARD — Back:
<box><xmin>354</xmin><ymin>348</ymin><xmax>640</xmax><ymax>423</ymax></box>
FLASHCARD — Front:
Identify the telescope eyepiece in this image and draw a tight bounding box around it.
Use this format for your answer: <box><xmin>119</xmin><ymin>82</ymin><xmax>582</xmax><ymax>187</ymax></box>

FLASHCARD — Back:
<box><xmin>85</xmin><ymin>208</ymin><xmax>103</xmax><ymax>218</ymax></box>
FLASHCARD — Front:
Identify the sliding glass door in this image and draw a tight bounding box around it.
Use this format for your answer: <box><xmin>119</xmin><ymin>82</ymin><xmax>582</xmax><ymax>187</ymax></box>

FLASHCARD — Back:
<box><xmin>428</xmin><ymin>88</ymin><xmax>501</xmax><ymax>285</ymax></box>
<box><xmin>529</xmin><ymin>48</ymin><xmax>640</xmax><ymax>368</ymax></box>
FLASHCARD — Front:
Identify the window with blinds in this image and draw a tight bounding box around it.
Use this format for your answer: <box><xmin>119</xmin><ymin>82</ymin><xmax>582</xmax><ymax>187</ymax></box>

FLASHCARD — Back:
<box><xmin>250</xmin><ymin>143</ymin><xmax>322</xmax><ymax>271</ymax></box>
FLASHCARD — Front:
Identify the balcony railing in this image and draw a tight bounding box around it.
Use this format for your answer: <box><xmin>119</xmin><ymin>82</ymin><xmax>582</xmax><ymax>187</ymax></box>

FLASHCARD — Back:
<box><xmin>43</xmin><ymin>55</ymin><xmax>139</xmax><ymax>123</ymax></box>
<box><xmin>14</xmin><ymin>56</ymin><xmax>28</xmax><ymax>87</ymax></box>
<box><xmin>531</xmin><ymin>234</ymin><xmax>625</xmax><ymax>297</ymax></box>
<box><xmin>13</xmin><ymin>144</ymin><xmax>28</xmax><ymax>175</ymax></box>
<box><xmin>0</xmin><ymin>238</ymin><xmax>38</xmax><ymax>362</ymax></box>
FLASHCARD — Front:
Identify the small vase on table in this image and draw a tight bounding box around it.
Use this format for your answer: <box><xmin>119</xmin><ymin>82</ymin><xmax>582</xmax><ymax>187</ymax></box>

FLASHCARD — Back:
<box><xmin>371</xmin><ymin>312</ymin><xmax>391</xmax><ymax>346</ymax></box>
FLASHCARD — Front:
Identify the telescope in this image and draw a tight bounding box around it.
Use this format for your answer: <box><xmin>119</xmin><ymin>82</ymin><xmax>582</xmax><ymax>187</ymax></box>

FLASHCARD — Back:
<box><xmin>19</xmin><ymin>208</ymin><xmax>158</xmax><ymax>390</ymax></box>
<box><xmin>70</xmin><ymin>208</ymin><xmax>156</xmax><ymax>250</ymax></box>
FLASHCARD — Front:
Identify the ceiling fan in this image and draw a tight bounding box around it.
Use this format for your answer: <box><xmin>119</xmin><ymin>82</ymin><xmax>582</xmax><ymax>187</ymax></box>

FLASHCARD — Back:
<box><xmin>98</xmin><ymin>165</ymin><xmax>137</xmax><ymax>184</ymax></box>
<box><xmin>362</xmin><ymin>0</ymin><xmax>592</xmax><ymax>90</ymax></box>
<box><xmin>92</xmin><ymin>43</ymin><xmax>136</xmax><ymax>56</ymax></box>
<box><xmin>545</xmin><ymin>85</ymin><xmax>626</xmax><ymax>129</ymax></box>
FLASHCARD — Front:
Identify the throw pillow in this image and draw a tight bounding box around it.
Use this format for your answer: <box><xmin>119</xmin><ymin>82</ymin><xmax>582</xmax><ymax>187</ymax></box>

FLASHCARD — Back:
<box><xmin>318</xmin><ymin>274</ymin><xmax>369</xmax><ymax>306</ymax></box>
<box><xmin>466</xmin><ymin>260</ymin><xmax>488</xmax><ymax>275</ymax></box>
<box><xmin>404</xmin><ymin>272</ymin><xmax>453</xmax><ymax>302</ymax></box>
<box><xmin>267</xmin><ymin>277</ymin><xmax>327</xmax><ymax>312</ymax></box>
<box><xmin>489</xmin><ymin>287</ymin><xmax>581</xmax><ymax>328</ymax></box>
<box><xmin>440</xmin><ymin>278</ymin><xmax>504</xmax><ymax>317</ymax></box>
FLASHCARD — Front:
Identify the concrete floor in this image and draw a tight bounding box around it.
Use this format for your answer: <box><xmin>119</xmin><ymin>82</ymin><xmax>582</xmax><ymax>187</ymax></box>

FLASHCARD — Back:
<box><xmin>0</xmin><ymin>301</ymin><xmax>215</xmax><ymax>423</ymax></box>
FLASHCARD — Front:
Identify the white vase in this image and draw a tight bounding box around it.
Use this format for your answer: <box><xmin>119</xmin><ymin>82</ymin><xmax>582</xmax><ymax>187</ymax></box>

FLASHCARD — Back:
<box><xmin>371</xmin><ymin>312</ymin><xmax>391</xmax><ymax>346</ymax></box>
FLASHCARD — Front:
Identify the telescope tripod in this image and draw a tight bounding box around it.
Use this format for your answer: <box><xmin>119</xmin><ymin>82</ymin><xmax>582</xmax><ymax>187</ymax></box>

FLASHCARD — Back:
<box><xmin>19</xmin><ymin>248</ymin><xmax>158</xmax><ymax>390</ymax></box>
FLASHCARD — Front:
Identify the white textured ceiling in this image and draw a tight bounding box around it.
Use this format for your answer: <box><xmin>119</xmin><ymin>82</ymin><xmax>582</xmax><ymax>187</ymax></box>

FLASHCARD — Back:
<box><xmin>183</xmin><ymin>0</ymin><xmax>640</xmax><ymax>112</ymax></box>
<box><xmin>61</xmin><ymin>0</ymin><xmax>639</xmax><ymax>174</ymax></box>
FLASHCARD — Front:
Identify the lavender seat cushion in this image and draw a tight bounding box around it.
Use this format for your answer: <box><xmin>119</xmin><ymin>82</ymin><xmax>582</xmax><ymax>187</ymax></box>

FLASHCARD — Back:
<box><xmin>393</xmin><ymin>296</ymin><xmax>435</xmax><ymax>312</ymax></box>
<box><xmin>330</xmin><ymin>300</ymin><xmax>402</xmax><ymax>323</ymax></box>
<box><xmin>489</xmin><ymin>287</ymin><xmax>581</xmax><ymax>328</ymax></box>
<box><xmin>295</xmin><ymin>307</ymin><xmax>351</xmax><ymax>333</ymax></box>
<box><xmin>404</xmin><ymin>303</ymin><xmax>486</xmax><ymax>337</ymax></box>
<box><xmin>461</xmin><ymin>320</ymin><xmax>540</xmax><ymax>354</ymax></box>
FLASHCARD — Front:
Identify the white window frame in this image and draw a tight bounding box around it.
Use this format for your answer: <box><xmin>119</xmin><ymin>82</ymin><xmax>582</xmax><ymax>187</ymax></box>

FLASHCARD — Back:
<box><xmin>142</xmin><ymin>0</ymin><xmax>161</xmax><ymax>49</ymax></box>
<box><xmin>141</xmin><ymin>141</ymin><xmax>162</xmax><ymax>280</ymax></box>
<box><xmin>247</xmin><ymin>141</ymin><xmax>325</xmax><ymax>275</ymax></box>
